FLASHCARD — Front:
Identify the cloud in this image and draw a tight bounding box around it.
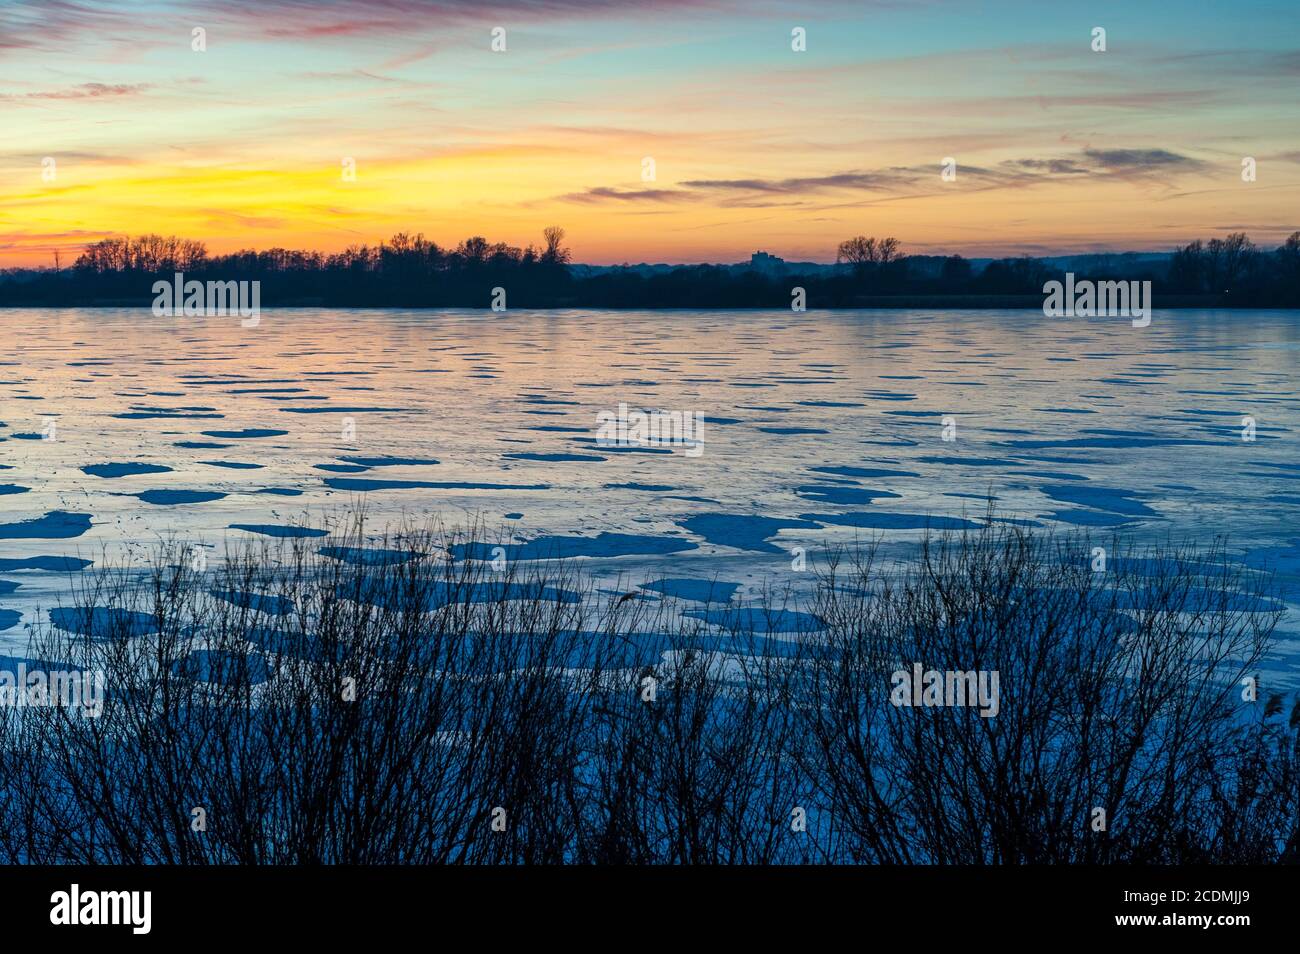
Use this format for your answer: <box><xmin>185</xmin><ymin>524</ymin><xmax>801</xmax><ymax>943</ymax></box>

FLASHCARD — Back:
<box><xmin>684</xmin><ymin>163</ymin><xmax>1032</xmax><ymax>199</ymax></box>
<box><xmin>0</xmin><ymin>0</ymin><xmax>741</xmax><ymax>48</ymax></box>
<box><xmin>562</xmin><ymin>146</ymin><xmax>1214</xmax><ymax>209</ymax></box>
<box><xmin>1081</xmin><ymin>148</ymin><xmax>1205</xmax><ymax>172</ymax></box>
<box><xmin>0</xmin><ymin>1</ymin><xmax>141</xmax><ymax>50</ymax></box>
<box><xmin>1000</xmin><ymin>149</ymin><xmax>1209</xmax><ymax>183</ymax></box>
<box><xmin>14</xmin><ymin>82</ymin><xmax>151</xmax><ymax>100</ymax></box>
<box><xmin>560</xmin><ymin>186</ymin><xmax>691</xmax><ymax>203</ymax></box>
<box><xmin>556</xmin><ymin>172</ymin><xmax>917</xmax><ymax>206</ymax></box>
<box><xmin>0</xmin><ymin>229</ymin><xmax>117</xmax><ymax>254</ymax></box>
<box><xmin>1005</xmin><ymin>158</ymin><xmax>1090</xmax><ymax>175</ymax></box>
<box><xmin>0</xmin><ymin>150</ymin><xmax>139</xmax><ymax>165</ymax></box>
<box><xmin>682</xmin><ymin>170</ymin><xmax>913</xmax><ymax>193</ymax></box>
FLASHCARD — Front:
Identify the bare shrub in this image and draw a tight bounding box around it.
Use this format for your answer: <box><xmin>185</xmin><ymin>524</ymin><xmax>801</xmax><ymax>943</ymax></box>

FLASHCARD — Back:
<box><xmin>0</xmin><ymin>515</ymin><xmax>1293</xmax><ymax>864</ymax></box>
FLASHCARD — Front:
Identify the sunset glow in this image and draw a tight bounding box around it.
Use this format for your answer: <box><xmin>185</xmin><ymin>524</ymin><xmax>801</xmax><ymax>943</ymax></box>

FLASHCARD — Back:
<box><xmin>3</xmin><ymin>0</ymin><xmax>1299</xmax><ymax>266</ymax></box>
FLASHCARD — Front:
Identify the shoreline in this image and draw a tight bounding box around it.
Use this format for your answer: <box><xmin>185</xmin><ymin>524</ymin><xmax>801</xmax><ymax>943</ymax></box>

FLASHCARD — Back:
<box><xmin>0</xmin><ymin>296</ymin><xmax>1282</xmax><ymax>311</ymax></box>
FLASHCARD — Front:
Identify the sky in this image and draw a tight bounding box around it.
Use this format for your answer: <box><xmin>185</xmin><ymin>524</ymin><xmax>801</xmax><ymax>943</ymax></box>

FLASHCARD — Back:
<box><xmin>2</xmin><ymin>0</ymin><xmax>1298</xmax><ymax>267</ymax></box>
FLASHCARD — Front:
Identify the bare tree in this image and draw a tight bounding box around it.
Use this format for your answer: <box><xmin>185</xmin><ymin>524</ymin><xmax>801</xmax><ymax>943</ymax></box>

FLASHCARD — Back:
<box><xmin>836</xmin><ymin>235</ymin><xmax>877</xmax><ymax>265</ymax></box>
<box><xmin>542</xmin><ymin>226</ymin><xmax>570</xmax><ymax>265</ymax></box>
<box><xmin>836</xmin><ymin>235</ymin><xmax>901</xmax><ymax>266</ymax></box>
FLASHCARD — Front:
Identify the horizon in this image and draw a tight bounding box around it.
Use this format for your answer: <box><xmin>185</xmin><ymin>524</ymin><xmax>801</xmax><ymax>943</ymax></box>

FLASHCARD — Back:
<box><xmin>0</xmin><ymin>234</ymin><xmax>1219</xmax><ymax>273</ymax></box>
<box><xmin>4</xmin><ymin>0</ymin><xmax>1299</xmax><ymax>267</ymax></box>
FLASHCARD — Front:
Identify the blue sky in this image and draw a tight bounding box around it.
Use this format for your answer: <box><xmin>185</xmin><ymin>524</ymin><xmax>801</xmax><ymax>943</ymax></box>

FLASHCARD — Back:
<box><xmin>2</xmin><ymin>0</ymin><xmax>1298</xmax><ymax>264</ymax></box>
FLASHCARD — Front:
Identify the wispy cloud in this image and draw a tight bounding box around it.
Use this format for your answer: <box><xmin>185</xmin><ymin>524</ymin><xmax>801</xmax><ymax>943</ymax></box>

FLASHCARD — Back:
<box><xmin>565</xmin><ymin>148</ymin><xmax>1210</xmax><ymax>206</ymax></box>
<box><xmin>4</xmin><ymin>82</ymin><xmax>151</xmax><ymax>101</ymax></box>
<box><xmin>1006</xmin><ymin>158</ymin><xmax>1090</xmax><ymax>175</ymax></box>
<box><xmin>560</xmin><ymin>186</ymin><xmax>692</xmax><ymax>203</ymax></box>
<box><xmin>682</xmin><ymin>170</ymin><xmax>913</xmax><ymax>193</ymax></box>
<box><xmin>1081</xmin><ymin>148</ymin><xmax>1206</xmax><ymax>172</ymax></box>
<box><xmin>0</xmin><ymin>0</ymin><xmax>743</xmax><ymax>48</ymax></box>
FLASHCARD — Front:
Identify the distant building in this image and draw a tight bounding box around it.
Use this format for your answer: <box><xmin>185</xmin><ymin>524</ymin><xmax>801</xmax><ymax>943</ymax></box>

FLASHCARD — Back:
<box><xmin>749</xmin><ymin>251</ymin><xmax>786</xmax><ymax>273</ymax></box>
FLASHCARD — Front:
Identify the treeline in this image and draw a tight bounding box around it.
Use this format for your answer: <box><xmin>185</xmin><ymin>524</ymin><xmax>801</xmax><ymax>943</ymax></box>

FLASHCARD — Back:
<box><xmin>3</xmin><ymin>228</ymin><xmax>575</xmax><ymax>308</ymax></box>
<box><xmin>2</xmin><ymin>230</ymin><xmax>1299</xmax><ymax>308</ymax></box>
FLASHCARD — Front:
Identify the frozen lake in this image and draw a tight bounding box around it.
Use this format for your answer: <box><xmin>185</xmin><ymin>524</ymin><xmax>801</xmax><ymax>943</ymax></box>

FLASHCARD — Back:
<box><xmin>1</xmin><ymin>307</ymin><xmax>1298</xmax><ymax>678</ymax></box>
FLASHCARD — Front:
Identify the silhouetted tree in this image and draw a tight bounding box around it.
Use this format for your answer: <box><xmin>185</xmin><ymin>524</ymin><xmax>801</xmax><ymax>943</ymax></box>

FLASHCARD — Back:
<box><xmin>836</xmin><ymin>235</ymin><xmax>900</xmax><ymax>266</ymax></box>
<box><xmin>4</xmin><ymin>229</ymin><xmax>1297</xmax><ymax>308</ymax></box>
<box><xmin>542</xmin><ymin>226</ymin><xmax>571</xmax><ymax>265</ymax></box>
<box><xmin>1169</xmin><ymin>239</ymin><xmax>1206</xmax><ymax>292</ymax></box>
<box><xmin>973</xmin><ymin>256</ymin><xmax>1051</xmax><ymax>294</ymax></box>
<box><xmin>940</xmin><ymin>254</ymin><xmax>972</xmax><ymax>287</ymax></box>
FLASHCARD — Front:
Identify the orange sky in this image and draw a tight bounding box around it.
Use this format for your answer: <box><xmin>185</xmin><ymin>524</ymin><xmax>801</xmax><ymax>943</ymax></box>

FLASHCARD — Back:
<box><xmin>3</xmin><ymin>0</ymin><xmax>1299</xmax><ymax>266</ymax></box>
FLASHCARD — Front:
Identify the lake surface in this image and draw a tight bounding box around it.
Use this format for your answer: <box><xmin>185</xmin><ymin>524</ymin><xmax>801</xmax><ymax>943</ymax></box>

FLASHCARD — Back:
<box><xmin>2</xmin><ymin>308</ymin><xmax>1298</xmax><ymax>678</ymax></box>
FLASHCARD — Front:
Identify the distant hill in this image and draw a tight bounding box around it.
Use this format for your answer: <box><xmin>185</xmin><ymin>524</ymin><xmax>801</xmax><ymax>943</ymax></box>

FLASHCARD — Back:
<box><xmin>570</xmin><ymin>253</ymin><xmax>847</xmax><ymax>279</ymax></box>
<box><xmin>572</xmin><ymin>250</ymin><xmax>1174</xmax><ymax>280</ymax></box>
